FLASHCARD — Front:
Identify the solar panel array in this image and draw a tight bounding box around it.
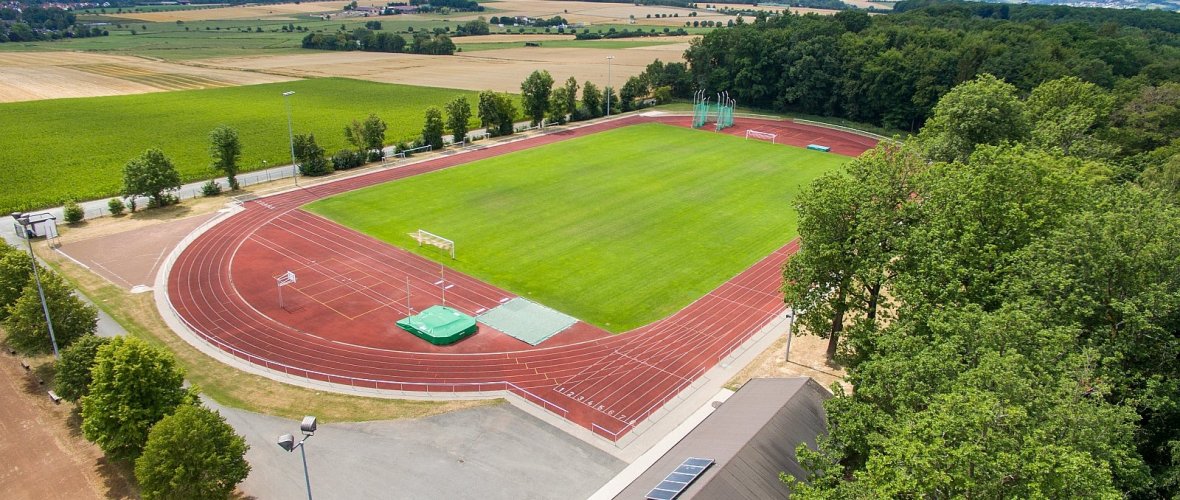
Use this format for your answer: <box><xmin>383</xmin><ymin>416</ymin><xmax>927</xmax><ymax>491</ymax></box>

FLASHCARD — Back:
<box><xmin>645</xmin><ymin>457</ymin><xmax>715</xmax><ymax>500</ymax></box>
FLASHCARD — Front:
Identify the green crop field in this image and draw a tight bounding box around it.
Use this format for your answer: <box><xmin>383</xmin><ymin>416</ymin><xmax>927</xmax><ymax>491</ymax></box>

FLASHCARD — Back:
<box><xmin>306</xmin><ymin>123</ymin><xmax>848</xmax><ymax>332</ymax></box>
<box><xmin>0</xmin><ymin>78</ymin><xmax>498</xmax><ymax>213</ymax></box>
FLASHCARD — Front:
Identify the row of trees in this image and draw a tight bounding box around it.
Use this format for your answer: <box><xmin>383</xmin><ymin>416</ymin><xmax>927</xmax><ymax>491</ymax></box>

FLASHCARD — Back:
<box><xmin>683</xmin><ymin>3</ymin><xmax>1180</xmax><ymax>132</ymax></box>
<box><xmin>782</xmin><ymin>73</ymin><xmax>1180</xmax><ymax>497</ymax></box>
<box><xmin>1</xmin><ymin>241</ymin><xmax>249</xmax><ymax>498</ymax></box>
<box><xmin>301</xmin><ymin>30</ymin><xmax>455</xmax><ymax>55</ymax></box>
<box><xmin>0</xmin><ymin>7</ymin><xmax>107</xmax><ymax>42</ymax></box>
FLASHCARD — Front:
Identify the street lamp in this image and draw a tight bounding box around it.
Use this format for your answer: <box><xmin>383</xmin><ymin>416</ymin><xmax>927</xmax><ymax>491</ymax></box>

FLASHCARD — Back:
<box><xmin>277</xmin><ymin>415</ymin><xmax>317</xmax><ymax>500</ymax></box>
<box><xmin>283</xmin><ymin>91</ymin><xmax>298</xmax><ymax>187</ymax></box>
<box><xmin>9</xmin><ymin>212</ymin><xmax>60</xmax><ymax>359</ymax></box>
<box><xmin>783</xmin><ymin>309</ymin><xmax>796</xmax><ymax>364</ymax></box>
<box><xmin>606</xmin><ymin>55</ymin><xmax>615</xmax><ymax>116</ymax></box>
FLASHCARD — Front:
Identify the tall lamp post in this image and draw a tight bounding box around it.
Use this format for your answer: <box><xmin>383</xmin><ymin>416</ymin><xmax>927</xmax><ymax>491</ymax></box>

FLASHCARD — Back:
<box><xmin>606</xmin><ymin>55</ymin><xmax>615</xmax><ymax>116</ymax></box>
<box><xmin>277</xmin><ymin>416</ymin><xmax>317</xmax><ymax>500</ymax></box>
<box><xmin>9</xmin><ymin>212</ymin><xmax>60</xmax><ymax>359</ymax></box>
<box><xmin>283</xmin><ymin>91</ymin><xmax>298</xmax><ymax>187</ymax></box>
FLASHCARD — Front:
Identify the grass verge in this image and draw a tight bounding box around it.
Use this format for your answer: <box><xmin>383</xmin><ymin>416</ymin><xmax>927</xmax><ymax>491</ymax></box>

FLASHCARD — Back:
<box><xmin>307</xmin><ymin>122</ymin><xmax>847</xmax><ymax>332</ymax></box>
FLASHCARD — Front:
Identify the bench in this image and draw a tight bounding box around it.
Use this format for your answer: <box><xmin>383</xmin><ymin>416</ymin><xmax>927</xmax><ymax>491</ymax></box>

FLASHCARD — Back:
<box><xmin>48</xmin><ymin>390</ymin><xmax>63</xmax><ymax>404</ymax></box>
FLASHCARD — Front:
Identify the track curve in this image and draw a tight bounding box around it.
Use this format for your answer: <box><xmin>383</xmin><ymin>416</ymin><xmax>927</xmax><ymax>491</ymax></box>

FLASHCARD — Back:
<box><xmin>166</xmin><ymin>114</ymin><xmax>876</xmax><ymax>439</ymax></box>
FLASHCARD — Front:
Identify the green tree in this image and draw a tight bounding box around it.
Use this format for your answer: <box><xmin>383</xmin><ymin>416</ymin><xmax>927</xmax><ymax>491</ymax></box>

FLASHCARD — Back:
<box><xmin>477</xmin><ymin>90</ymin><xmax>516</xmax><ymax>137</ymax></box>
<box><xmin>422</xmin><ymin>106</ymin><xmax>445</xmax><ymax>150</ymax></box>
<box><xmin>4</xmin><ymin>270</ymin><xmax>97</xmax><ymax>355</ymax></box>
<box><xmin>82</xmin><ymin>336</ymin><xmax>192</xmax><ymax>461</ymax></box>
<box><xmin>344</xmin><ymin>114</ymin><xmax>387</xmax><ymax>159</ymax></box>
<box><xmin>122</xmin><ymin>148</ymin><xmax>182</xmax><ymax>208</ymax></box>
<box><xmin>445</xmin><ymin>96</ymin><xmax>472</xmax><ymax>144</ymax></box>
<box><xmin>520</xmin><ymin>70</ymin><xmax>555</xmax><ymax>126</ymax></box>
<box><xmin>547</xmin><ymin>87</ymin><xmax>570</xmax><ymax>125</ymax></box>
<box><xmin>581</xmin><ymin>81</ymin><xmax>603</xmax><ymax>118</ymax></box>
<box><xmin>1110</xmin><ymin>83</ymin><xmax>1180</xmax><ymax>156</ymax></box>
<box><xmin>0</xmin><ymin>247</ymin><xmax>33</xmax><ymax>320</ymax></box>
<box><xmin>1025</xmin><ymin>77</ymin><xmax>1115</xmax><ymax>157</ymax></box>
<box><xmin>915</xmin><ymin>74</ymin><xmax>1029</xmax><ymax>163</ymax></box>
<box><xmin>54</xmin><ymin>334</ymin><xmax>110</xmax><ymax>402</ymax></box>
<box><xmin>293</xmin><ymin>133</ymin><xmax>331</xmax><ymax>177</ymax></box>
<box><xmin>135</xmin><ymin>404</ymin><xmax>250</xmax><ymax>500</ymax></box>
<box><xmin>562</xmin><ymin>76</ymin><xmax>579</xmax><ymax>115</ymax></box>
<box><xmin>619</xmin><ymin>75</ymin><xmax>649</xmax><ymax>112</ymax></box>
<box><xmin>208</xmin><ymin>126</ymin><xmax>242</xmax><ymax>190</ymax></box>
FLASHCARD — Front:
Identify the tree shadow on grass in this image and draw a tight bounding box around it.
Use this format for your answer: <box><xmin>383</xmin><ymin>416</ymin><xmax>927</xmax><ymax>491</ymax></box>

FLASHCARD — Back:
<box><xmin>128</xmin><ymin>203</ymin><xmax>193</xmax><ymax>222</ymax></box>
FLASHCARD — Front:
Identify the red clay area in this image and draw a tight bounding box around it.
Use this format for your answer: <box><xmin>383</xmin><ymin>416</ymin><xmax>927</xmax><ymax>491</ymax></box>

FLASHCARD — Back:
<box><xmin>167</xmin><ymin>115</ymin><xmax>875</xmax><ymax>439</ymax></box>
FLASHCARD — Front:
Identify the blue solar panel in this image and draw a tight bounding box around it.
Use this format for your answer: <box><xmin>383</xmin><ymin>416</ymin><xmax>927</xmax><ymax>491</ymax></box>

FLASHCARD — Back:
<box><xmin>646</xmin><ymin>457</ymin><xmax>714</xmax><ymax>500</ymax></box>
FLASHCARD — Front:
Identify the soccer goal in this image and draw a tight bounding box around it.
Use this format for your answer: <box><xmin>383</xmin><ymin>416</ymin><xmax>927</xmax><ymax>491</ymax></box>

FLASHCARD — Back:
<box><xmin>410</xmin><ymin>229</ymin><xmax>455</xmax><ymax>259</ymax></box>
<box><xmin>745</xmin><ymin>129</ymin><xmax>777</xmax><ymax>144</ymax></box>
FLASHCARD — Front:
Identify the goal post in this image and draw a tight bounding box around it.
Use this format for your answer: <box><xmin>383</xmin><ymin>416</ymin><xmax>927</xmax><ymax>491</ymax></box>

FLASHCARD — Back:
<box><xmin>745</xmin><ymin>129</ymin><xmax>777</xmax><ymax>144</ymax></box>
<box><xmin>410</xmin><ymin>229</ymin><xmax>455</xmax><ymax>259</ymax></box>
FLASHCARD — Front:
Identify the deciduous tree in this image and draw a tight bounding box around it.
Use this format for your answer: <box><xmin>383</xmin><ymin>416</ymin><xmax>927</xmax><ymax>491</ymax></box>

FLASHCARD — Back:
<box><xmin>135</xmin><ymin>404</ymin><xmax>250</xmax><ymax>500</ymax></box>
<box><xmin>293</xmin><ymin>133</ymin><xmax>331</xmax><ymax>177</ymax></box>
<box><xmin>82</xmin><ymin>336</ymin><xmax>193</xmax><ymax>461</ymax></box>
<box><xmin>421</xmin><ymin>106</ymin><xmax>445</xmax><ymax>150</ymax></box>
<box><xmin>914</xmin><ymin>74</ymin><xmax>1029</xmax><ymax>163</ymax></box>
<box><xmin>445</xmin><ymin>96</ymin><xmax>472</xmax><ymax>144</ymax></box>
<box><xmin>3</xmin><ymin>270</ymin><xmax>97</xmax><ymax>355</ymax></box>
<box><xmin>122</xmin><ymin>148</ymin><xmax>182</xmax><ymax>208</ymax></box>
<box><xmin>208</xmin><ymin>125</ymin><xmax>242</xmax><ymax>190</ymax></box>
<box><xmin>54</xmin><ymin>334</ymin><xmax>109</xmax><ymax>402</ymax></box>
<box><xmin>520</xmin><ymin>70</ymin><xmax>554</xmax><ymax>125</ymax></box>
<box><xmin>0</xmin><ymin>247</ymin><xmax>33</xmax><ymax>320</ymax></box>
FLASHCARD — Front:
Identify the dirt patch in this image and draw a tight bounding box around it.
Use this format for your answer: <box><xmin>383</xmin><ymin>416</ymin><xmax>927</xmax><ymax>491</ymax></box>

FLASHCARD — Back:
<box><xmin>197</xmin><ymin>42</ymin><xmax>687</xmax><ymax>93</ymax></box>
<box><xmin>0</xmin><ymin>52</ymin><xmax>296</xmax><ymax>103</ymax></box>
<box><xmin>116</xmin><ymin>1</ymin><xmax>347</xmax><ymax>22</ymax></box>
<box><xmin>0</xmin><ymin>353</ymin><xmax>135</xmax><ymax>499</ymax></box>
<box><xmin>726</xmin><ymin>324</ymin><xmax>849</xmax><ymax>394</ymax></box>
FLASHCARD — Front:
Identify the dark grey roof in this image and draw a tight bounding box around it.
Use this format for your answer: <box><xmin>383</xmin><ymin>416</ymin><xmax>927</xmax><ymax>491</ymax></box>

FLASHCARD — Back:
<box><xmin>614</xmin><ymin>377</ymin><xmax>830</xmax><ymax>500</ymax></box>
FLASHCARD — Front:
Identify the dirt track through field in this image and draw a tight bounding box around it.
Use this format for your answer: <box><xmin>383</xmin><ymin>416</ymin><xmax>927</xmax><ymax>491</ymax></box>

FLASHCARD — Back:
<box><xmin>166</xmin><ymin>115</ymin><xmax>876</xmax><ymax>441</ymax></box>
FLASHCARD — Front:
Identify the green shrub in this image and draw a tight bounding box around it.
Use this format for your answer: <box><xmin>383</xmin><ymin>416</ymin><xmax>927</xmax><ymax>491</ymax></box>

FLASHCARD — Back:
<box><xmin>63</xmin><ymin>200</ymin><xmax>84</xmax><ymax>223</ymax></box>
<box><xmin>201</xmin><ymin>179</ymin><xmax>222</xmax><ymax>197</ymax></box>
<box><xmin>331</xmin><ymin>149</ymin><xmax>365</xmax><ymax>170</ymax></box>
<box><xmin>107</xmin><ymin>198</ymin><xmax>125</xmax><ymax>216</ymax></box>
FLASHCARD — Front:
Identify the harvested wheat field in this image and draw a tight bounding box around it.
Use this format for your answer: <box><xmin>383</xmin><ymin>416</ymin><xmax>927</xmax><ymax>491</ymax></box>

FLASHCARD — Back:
<box><xmin>0</xmin><ymin>52</ymin><xmax>297</xmax><ymax>103</ymax></box>
<box><xmin>450</xmin><ymin>0</ymin><xmax>735</xmax><ymax>26</ymax></box>
<box><xmin>197</xmin><ymin>43</ymin><xmax>686</xmax><ymax>93</ymax></box>
<box><xmin>118</xmin><ymin>1</ymin><xmax>346</xmax><ymax>22</ymax></box>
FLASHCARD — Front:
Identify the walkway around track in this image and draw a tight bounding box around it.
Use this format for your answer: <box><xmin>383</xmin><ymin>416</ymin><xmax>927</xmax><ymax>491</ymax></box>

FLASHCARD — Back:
<box><xmin>163</xmin><ymin>114</ymin><xmax>876</xmax><ymax>443</ymax></box>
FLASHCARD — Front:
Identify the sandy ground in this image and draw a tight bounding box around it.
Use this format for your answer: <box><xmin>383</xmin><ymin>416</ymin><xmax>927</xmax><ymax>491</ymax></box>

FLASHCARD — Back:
<box><xmin>0</xmin><ymin>354</ymin><xmax>134</xmax><ymax>499</ymax></box>
<box><xmin>115</xmin><ymin>1</ymin><xmax>348</xmax><ymax>22</ymax></box>
<box><xmin>0</xmin><ymin>52</ymin><xmax>296</xmax><ymax>103</ymax></box>
<box><xmin>196</xmin><ymin>42</ymin><xmax>689</xmax><ymax>93</ymax></box>
<box><xmin>727</xmin><ymin>324</ymin><xmax>849</xmax><ymax>394</ymax></box>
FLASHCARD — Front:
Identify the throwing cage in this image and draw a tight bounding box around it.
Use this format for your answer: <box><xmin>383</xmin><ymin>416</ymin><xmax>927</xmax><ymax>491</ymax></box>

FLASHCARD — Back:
<box><xmin>714</xmin><ymin>92</ymin><xmax>735</xmax><ymax>131</ymax></box>
<box><xmin>692</xmin><ymin>89</ymin><xmax>710</xmax><ymax>129</ymax></box>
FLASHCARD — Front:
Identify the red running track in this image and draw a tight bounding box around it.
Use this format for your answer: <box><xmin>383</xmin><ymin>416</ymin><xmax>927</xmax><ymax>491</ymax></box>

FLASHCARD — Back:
<box><xmin>166</xmin><ymin>115</ymin><xmax>875</xmax><ymax>440</ymax></box>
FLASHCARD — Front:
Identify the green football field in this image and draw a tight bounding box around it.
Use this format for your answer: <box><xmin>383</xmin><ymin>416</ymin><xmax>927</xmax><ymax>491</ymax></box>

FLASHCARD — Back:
<box><xmin>306</xmin><ymin>123</ymin><xmax>848</xmax><ymax>332</ymax></box>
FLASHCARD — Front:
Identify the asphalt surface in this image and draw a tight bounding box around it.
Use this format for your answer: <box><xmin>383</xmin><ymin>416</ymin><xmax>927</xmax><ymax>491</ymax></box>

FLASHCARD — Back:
<box><xmin>210</xmin><ymin>398</ymin><xmax>625</xmax><ymax>500</ymax></box>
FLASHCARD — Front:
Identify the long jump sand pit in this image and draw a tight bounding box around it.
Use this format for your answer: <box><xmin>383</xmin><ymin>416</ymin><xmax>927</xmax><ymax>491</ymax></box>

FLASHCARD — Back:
<box><xmin>0</xmin><ymin>52</ymin><xmax>297</xmax><ymax>103</ymax></box>
<box><xmin>196</xmin><ymin>42</ymin><xmax>688</xmax><ymax>93</ymax></box>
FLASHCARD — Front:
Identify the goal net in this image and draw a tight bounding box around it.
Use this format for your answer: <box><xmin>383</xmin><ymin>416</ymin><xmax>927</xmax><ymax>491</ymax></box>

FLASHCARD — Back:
<box><xmin>745</xmin><ymin>129</ymin><xmax>777</xmax><ymax>144</ymax></box>
<box><xmin>410</xmin><ymin>229</ymin><xmax>455</xmax><ymax>259</ymax></box>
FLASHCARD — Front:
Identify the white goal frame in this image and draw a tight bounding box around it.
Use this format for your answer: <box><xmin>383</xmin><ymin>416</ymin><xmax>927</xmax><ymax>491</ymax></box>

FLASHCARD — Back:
<box><xmin>745</xmin><ymin>129</ymin><xmax>777</xmax><ymax>144</ymax></box>
<box><xmin>410</xmin><ymin>229</ymin><xmax>455</xmax><ymax>259</ymax></box>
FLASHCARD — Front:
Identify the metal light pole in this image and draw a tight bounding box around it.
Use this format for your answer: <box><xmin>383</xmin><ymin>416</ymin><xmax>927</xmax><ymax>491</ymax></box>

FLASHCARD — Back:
<box><xmin>277</xmin><ymin>416</ymin><xmax>317</xmax><ymax>500</ymax></box>
<box><xmin>283</xmin><ymin>91</ymin><xmax>298</xmax><ymax>187</ymax></box>
<box><xmin>783</xmin><ymin>309</ymin><xmax>796</xmax><ymax>364</ymax></box>
<box><xmin>606</xmin><ymin>55</ymin><xmax>614</xmax><ymax>116</ymax></box>
<box><xmin>10</xmin><ymin>212</ymin><xmax>60</xmax><ymax>359</ymax></box>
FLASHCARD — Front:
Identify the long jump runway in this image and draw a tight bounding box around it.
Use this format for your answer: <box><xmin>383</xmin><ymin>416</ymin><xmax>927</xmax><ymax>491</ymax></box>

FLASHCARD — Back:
<box><xmin>166</xmin><ymin>115</ymin><xmax>875</xmax><ymax>440</ymax></box>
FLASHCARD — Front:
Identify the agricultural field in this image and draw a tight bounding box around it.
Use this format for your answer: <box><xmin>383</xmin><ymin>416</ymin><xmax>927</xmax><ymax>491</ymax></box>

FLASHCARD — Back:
<box><xmin>306</xmin><ymin>123</ymin><xmax>848</xmax><ymax>331</ymax></box>
<box><xmin>0</xmin><ymin>78</ymin><xmax>489</xmax><ymax>213</ymax></box>
<box><xmin>0</xmin><ymin>51</ymin><xmax>295</xmax><ymax>103</ymax></box>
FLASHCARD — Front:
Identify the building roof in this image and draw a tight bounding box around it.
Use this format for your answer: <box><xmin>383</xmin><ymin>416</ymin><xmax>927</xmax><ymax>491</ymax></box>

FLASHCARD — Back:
<box><xmin>615</xmin><ymin>377</ymin><xmax>830</xmax><ymax>500</ymax></box>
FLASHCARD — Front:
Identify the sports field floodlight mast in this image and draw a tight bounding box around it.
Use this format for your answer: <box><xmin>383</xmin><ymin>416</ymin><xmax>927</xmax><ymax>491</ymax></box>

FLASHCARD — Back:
<box><xmin>283</xmin><ymin>90</ymin><xmax>298</xmax><ymax>187</ymax></box>
<box><xmin>606</xmin><ymin>55</ymin><xmax>615</xmax><ymax>116</ymax></box>
<box><xmin>277</xmin><ymin>415</ymin><xmax>317</xmax><ymax>500</ymax></box>
<box><xmin>10</xmin><ymin>211</ymin><xmax>60</xmax><ymax>359</ymax></box>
